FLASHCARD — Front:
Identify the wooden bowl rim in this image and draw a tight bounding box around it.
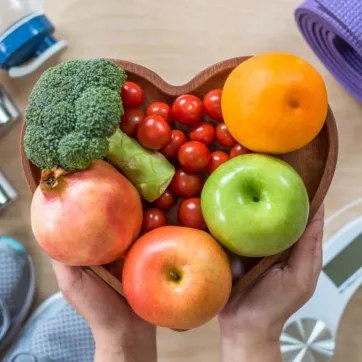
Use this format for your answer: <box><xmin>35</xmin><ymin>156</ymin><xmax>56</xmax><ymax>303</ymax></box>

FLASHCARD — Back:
<box><xmin>110</xmin><ymin>56</ymin><xmax>251</xmax><ymax>96</ymax></box>
<box><xmin>19</xmin><ymin>56</ymin><xmax>339</xmax><ymax>300</ymax></box>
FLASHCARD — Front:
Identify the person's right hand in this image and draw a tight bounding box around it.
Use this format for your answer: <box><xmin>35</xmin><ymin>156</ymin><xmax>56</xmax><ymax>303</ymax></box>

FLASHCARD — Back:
<box><xmin>52</xmin><ymin>260</ymin><xmax>157</xmax><ymax>362</ymax></box>
<box><xmin>219</xmin><ymin>206</ymin><xmax>324</xmax><ymax>362</ymax></box>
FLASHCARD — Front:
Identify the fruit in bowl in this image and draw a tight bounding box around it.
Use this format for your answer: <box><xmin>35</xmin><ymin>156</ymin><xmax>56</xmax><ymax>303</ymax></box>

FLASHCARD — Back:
<box><xmin>20</xmin><ymin>54</ymin><xmax>337</xmax><ymax>330</ymax></box>
<box><xmin>221</xmin><ymin>52</ymin><xmax>328</xmax><ymax>154</ymax></box>
<box><xmin>201</xmin><ymin>154</ymin><xmax>309</xmax><ymax>257</ymax></box>
<box><xmin>31</xmin><ymin>160</ymin><xmax>143</xmax><ymax>265</ymax></box>
<box><xmin>122</xmin><ymin>226</ymin><xmax>232</xmax><ymax>330</ymax></box>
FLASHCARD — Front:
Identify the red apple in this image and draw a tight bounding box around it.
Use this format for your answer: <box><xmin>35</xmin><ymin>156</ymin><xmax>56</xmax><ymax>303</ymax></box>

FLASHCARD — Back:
<box><xmin>122</xmin><ymin>226</ymin><xmax>232</xmax><ymax>329</ymax></box>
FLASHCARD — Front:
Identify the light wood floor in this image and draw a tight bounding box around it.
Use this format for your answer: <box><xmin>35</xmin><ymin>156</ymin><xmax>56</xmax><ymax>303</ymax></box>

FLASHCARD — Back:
<box><xmin>1</xmin><ymin>0</ymin><xmax>362</xmax><ymax>360</ymax></box>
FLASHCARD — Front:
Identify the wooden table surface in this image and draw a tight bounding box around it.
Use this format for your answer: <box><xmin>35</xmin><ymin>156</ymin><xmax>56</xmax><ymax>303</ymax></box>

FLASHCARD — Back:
<box><xmin>1</xmin><ymin>0</ymin><xmax>362</xmax><ymax>360</ymax></box>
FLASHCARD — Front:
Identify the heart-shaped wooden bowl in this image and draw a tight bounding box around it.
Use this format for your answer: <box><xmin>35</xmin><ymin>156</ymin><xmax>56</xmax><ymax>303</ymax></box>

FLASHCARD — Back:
<box><xmin>20</xmin><ymin>56</ymin><xmax>338</xmax><ymax>317</ymax></box>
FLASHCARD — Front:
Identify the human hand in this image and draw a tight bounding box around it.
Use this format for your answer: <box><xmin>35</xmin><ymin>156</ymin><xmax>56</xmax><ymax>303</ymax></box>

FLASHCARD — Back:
<box><xmin>52</xmin><ymin>260</ymin><xmax>157</xmax><ymax>362</ymax></box>
<box><xmin>219</xmin><ymin>206</ymin><xmax>324</xmax><ymax>362</ymax></box>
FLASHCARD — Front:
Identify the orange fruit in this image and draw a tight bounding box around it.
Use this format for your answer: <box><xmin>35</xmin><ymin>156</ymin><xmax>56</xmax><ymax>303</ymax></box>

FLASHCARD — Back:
<box><xmin>221</xmin><ymin>52</ymin><xmax>328</xmax><ymax>154</ymax></box>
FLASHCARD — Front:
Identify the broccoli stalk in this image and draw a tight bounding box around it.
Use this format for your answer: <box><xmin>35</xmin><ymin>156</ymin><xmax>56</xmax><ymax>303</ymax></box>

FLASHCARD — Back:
<box><xmin>107</xmin><ymin>129</ymin><xmax>174</xmax><ymax>202</ymax></box>
<box><xmin>23</xmin><ymin>59</ymin><xmax>175</xmax><ymax>202</ymax></box>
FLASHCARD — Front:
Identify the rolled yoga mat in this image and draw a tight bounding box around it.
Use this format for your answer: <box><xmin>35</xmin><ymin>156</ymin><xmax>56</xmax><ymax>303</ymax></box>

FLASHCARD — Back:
<box><xmin>295</xmin><ymin>0</ymin><xmax>362</xmax><ymax>102</ymax></box>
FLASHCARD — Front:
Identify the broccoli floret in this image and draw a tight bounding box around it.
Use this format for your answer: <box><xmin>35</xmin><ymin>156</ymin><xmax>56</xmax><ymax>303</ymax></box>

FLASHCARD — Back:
<box><xmin>75</xmin><ymin>87</ymin><xmax>122</xmax><ymax>137</ymax></box>
<box><xmin>58</xmin><ymin>133</ymin><xmax>109</xmax><ymax>171</ymax></box>
<box><xmin>24</xmin><ymin>58</ymin><xmax>127</xmax><ymax>171</ymax></box>
<box><xmin>82</xmin><ymin>59</ymin><xmax>126</xmax><ymax>91</ymax></box>
<box><xmin>23</xmin><ymin>125</ymin><xmax>60</xmax><ymax>170</ymax></box>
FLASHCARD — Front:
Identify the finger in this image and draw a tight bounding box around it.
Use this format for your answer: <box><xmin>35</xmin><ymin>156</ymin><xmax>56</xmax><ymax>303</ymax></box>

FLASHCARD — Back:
<box><xmin>51</xmin><ymin>260</ymin><xmax>91</xmax><ymax>312</ymax></box>
<box><xmin>52</xmin><ymin>260</ymin><xmax>123</xmax><ymax>302</ymax></box>
<box><xmin>312</xmin><ymin>211</ymin><xmax>324</xmax><ymax>276</ymax></box>
<box><xmin>51</xmin><ymin>260</ymin><xmax>85</xmax><ymax>296</ymax></box>
<box><xmin>288</xmin><ymin>205</ymin><xmax>324</xmax><ymax>280</ymax></box>
<box><xmin>51</xmin><ymin>259</ymin><xmax>132</xmax><ymax>326</ymax></box>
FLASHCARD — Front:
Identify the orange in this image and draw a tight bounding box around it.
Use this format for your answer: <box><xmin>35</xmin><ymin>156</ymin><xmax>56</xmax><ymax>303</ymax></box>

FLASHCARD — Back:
<box><xmin>221</xmin><ymin>52</ymin><xmax>328</xmax><ymax>154</ymax></box>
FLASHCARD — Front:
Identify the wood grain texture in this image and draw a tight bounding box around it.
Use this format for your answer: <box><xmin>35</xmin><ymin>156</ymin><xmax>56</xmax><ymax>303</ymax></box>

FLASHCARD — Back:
<box><xmin>1</xmin><ymin>0</ymin><xmax>361</xmax><ymax>360</ymax></box>
<box><xmin>20</xmin><ymin>57</ymin><xmax>338</xmax><ymax>312</ymax></box>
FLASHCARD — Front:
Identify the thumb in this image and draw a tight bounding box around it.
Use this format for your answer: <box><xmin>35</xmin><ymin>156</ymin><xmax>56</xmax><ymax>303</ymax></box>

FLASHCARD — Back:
<box><xmin>287</xmin><ymin>205</ymin><xmax>324</xmax><ymax>287</ymax></box>
<box><xmin>51</xmin><ymin>260</ymin><xmax>132</xmax><ymax>330</ymax></box>
<box><xmin>52</xmin><ymin>260</ymin><xmax>84</xmax><ymax>294</ymax></box>
<box><xmin>51</xmin><ymin>260</ymin><xmax>89</xmax><ymax>313</ymax></box>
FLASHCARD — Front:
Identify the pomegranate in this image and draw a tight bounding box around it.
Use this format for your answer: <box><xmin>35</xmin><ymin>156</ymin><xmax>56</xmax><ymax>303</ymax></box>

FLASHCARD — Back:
<box><xmin>31</xmin><ymin>160</ymin><xmax>143</xmax><ymax>266</ymax></box>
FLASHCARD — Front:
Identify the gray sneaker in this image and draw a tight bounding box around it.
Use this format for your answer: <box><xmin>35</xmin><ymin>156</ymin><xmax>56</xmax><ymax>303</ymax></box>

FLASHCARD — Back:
<box><xmin>3</xmin><ymin>292</ymin><xmax>95</xmax><ymax>362</ymax></box>
<box><xmin>0</xmin><ymin>236</ymin><xmax>36</xmax><ymax>352</ymax></box>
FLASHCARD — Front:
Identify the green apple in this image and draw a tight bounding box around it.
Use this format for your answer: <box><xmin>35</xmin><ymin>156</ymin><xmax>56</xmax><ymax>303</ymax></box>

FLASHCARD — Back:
<box><xmin>201</xmin><ymin>154</ymin><xmax>309</xmax><ymax>257</ymax></box>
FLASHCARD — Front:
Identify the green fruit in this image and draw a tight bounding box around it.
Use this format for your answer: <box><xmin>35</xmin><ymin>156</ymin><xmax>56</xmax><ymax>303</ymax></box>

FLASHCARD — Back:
<box><xmin>201</xmin><ymin>154</ymin><xmax>309</xmax><ymax>257</ymax></box>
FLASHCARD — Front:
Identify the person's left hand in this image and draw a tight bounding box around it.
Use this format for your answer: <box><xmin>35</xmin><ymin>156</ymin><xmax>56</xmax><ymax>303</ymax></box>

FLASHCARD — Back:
<box><xmin>218</xmin><ymin>206</ymin><xmax>324</xmax><ymax>362</ymax></box>
<box><xmin>52</xmin><ymin>260</ymin><xmax>157</xmax><ymax>362</ymax></box>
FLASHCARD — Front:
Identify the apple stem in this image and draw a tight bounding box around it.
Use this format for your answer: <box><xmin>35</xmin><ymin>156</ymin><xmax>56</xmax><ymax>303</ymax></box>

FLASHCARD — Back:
<box><xmin>169</xmin><ymin>271</ymin><xmax>181</xmax><ymax>281</ymax></box>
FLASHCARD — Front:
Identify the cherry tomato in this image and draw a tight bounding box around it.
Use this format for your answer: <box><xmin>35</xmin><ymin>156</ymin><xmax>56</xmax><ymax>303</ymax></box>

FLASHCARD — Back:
<box><xmin>137</xmin><ymin>115</ymin><xmax>172</xmax><ymax>150</ymax></box>
<box><xmin>230</xmin><ymin>143</ymin><xmax>251</xmax><ymax>158</ymax></box>
<box><xmin>120</xmin><ymin>109</ymin><xmax>145</xmax><ymax>137</ymax></box>
<box><xmin>170</xmin><ymin>168</ymin><xmax>204</xmax><ymax>198</ymax></box>
<box><xmin>160</xmin><ymin>129</ymin><xmax>187</xmax><ymax>160</ymax></box>
<box><xmin>178</xmin><ymin>141</ymin><xmax>210</xmax><ymax>172</ymax></box>
<box><xmin>142</xmin><ymin>208</ymin><xmax>168</xmax><ymax>233</ymax></box>
<box><xmin>216</xmin><ymin>122</ymin><xmax>237</xmax><ymax>147</ymax></box>
<box><xmin>172</xmin><ymin>94</ymin><xmax>203</xmax><ymax>126</ymax></box>
<box><xmin>121</xmin><ymin>81</ymin><xmax>144</xmax><ymax>109</ymax></box>
<box><xmin>189</xmin><ymin>122</ymin><xmax>215</xmax><ymax>145</ymax></box>
<box><xmin>203</xmin><ymin>89</ymin><xmax>223</xmax><ymax>121</ymax></box>
<box><xmin>206</xmin><ymin>151</ymin><xmax>230</xmax><ymax>174</ymax></box>
<box><xmin>178</xmin><ymin>198</ymin><xmax>206</xmax><ymax>230</ymax></box>
<box><xmin>146</xmin><ymin>102</ymin><xmax>173</xmax><ymax>124</ymax></box>
<box><xmin>155</xmin><ymin>188</ymin><xmax>177</xmax><ymax>209</ymax></box>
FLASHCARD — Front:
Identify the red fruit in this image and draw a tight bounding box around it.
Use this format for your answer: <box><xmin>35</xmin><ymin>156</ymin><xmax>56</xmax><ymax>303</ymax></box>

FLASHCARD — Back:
<box><xmin>122</xmin><ymin>226</ymin><xmax>232</xmax><ymax>329</ymax></box>
<box><xmin>178</xmin><ymin>141</ymin><xmax>210</xmax><ymax>172</ymax></box>
<box><xmin>146</xmin><ymin>102</ymin><xmax>173</xmax><ymax>124</ymax></box>
<box><xmin>31</xmin><ymin>160</ymin><xmax>143</xmax><ymax>266</ymax></box>
<box><xmin>189</xmin><ymin>123</ymin><xmax>215</xmax><ymax>145</ymax></box>
<box><xmin>230</xmin><ymin>143</ymin><xmax>251</xmax><ymax>158</ymax></box>
<box><xmin>121</xmin><ymin>81</ymin><xmax>144</xmax><ymax>109</ymax></box>
<box><xmin>155</xmin><ymin>188</ymin><xmax>177</xmax><ymax>209</ymax></box>
<box><xmin>160</xmin><ymin>129</ymin><xmax>187</xmax><ymax>160</ymax></box>
<box><xmin>137</xmin><ymin>115</ymin><xmax>172</xmax><ymax>150</ymax></box>
<box><xmin>172</xmin><ymin>94</ymin><xmax>204</xmax><ymax>126</ymax></box>
<box><xmin>120</xmin><ymin>109</ymin><xmax>145</xmax><ymax>137</ymax></box>
<box><xmin>178</xmin><ymin>198</ymin><xmax>206</xmax><ymax>230</ymax></box>
<box><xmin>216</xmin><ymin>122</ymin><xmax>237</xmax><ymax>147</ymax></box>
<box><xmin>142</xmin><ymin>208</ymin><xmax>168</xmax><ymax>233</ymax></box>
<box><xmin>170</xmin><ymin>168</ymin><xmax>204</xmax><ymax>198</ymax></box>
<box><xmin>206</xmin><ymin>151</ymin><xmax>230</xmax><ymax>174</ymax></box>
<box><xmin>203</xmin><ymin>89</ymin><xmax>223</xmax><ymax>121</ymax></box>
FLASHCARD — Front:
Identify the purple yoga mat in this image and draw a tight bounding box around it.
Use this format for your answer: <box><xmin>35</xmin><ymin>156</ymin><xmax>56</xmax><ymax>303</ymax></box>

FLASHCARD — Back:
<box><xmin>295</xmin><ymin>0</ymin><xmax>362</xmax><ymax>102</ymax></box>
